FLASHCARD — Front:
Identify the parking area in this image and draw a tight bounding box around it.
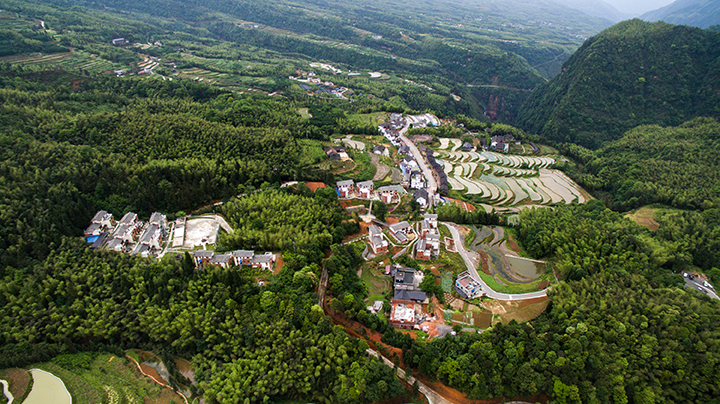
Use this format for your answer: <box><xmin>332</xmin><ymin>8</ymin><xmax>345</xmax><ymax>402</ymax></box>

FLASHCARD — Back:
<box><xmin>183</xmin><ymin>218</ymin><xmax>220</xmax><ymax>248</ymax></box>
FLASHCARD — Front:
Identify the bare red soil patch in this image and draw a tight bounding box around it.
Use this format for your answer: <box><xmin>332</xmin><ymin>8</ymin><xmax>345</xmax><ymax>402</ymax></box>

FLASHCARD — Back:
<box><xmin>304</xmin><ymin>182</ymin><xmax>327</xmax><ymax>192</ymax></box>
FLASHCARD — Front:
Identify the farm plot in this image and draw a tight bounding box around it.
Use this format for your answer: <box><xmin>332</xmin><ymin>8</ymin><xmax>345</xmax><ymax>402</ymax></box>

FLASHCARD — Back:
<box><xmin>434</xmin><ymin>142</ymin><xmax>588</xmax><ymax>207</ymax></box>
<box><xmin>450</xmin><ymin>139</ymin><xmax>462</xmax><ymax>151</ymax></box>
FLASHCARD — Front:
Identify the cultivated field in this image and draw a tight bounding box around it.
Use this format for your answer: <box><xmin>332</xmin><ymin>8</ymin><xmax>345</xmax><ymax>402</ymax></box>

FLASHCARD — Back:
<box><xmin>437</xmin><ymin>141</ymin><xmax>589</xmax><ymax>209</ymax></box>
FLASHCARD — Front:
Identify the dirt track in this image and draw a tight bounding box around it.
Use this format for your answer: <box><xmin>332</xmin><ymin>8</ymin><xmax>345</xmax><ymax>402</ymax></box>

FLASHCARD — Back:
<box><xmin>370</xmin><ymin>153</ymin><xmax>391</xmax><ymax>181</ymax></box>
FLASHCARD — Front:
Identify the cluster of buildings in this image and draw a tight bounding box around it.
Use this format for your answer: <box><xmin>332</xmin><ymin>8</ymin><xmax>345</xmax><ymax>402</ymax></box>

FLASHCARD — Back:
<box><xmin>335</xmin><ymin>179</ymin><xmax>406</xmax><ymax>203</ymax></box>
<box><xmin>387</xmin><ymin>265</ymin><xmax>431</xmax><ymax>329</ymax></box>
<box><xmin>490</xmin><ymin>134</ymin><xmax>518</xmax><ymax>153</ymax></box>
<box><xmin>378</xmin><ymin>113</ymin><xmax>406</xmax><ymax>147</ymax></box>
<box><xmin>414</xmin><ymin>214</ymin><xmax>440</xmax><ymax>260</ymax></box>
<box><xmin>84</xmin><ymin>210</ymin><xmax>168</xmax><ymax>258</ymax></box>
<box><xmin>191</xmin><ymin>250</ymin><xmax>275</xmax><ymax>271</ymax></box>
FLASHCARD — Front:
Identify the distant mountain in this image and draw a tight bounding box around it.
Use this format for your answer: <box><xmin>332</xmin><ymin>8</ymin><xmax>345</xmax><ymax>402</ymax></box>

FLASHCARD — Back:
<box><xmin>517</xmin><ymin>19</ymin><xmax>720</xmax><ymax>148</ymax></box>
<box><xmin>553</xmin><ymin>0</ymin><xmax>629</xmax><ymax>22</ymax></box>
<box><xmin>641</xmin><ymin>0</ymin><xmax>720</xmax><ymax>29</ymax></box>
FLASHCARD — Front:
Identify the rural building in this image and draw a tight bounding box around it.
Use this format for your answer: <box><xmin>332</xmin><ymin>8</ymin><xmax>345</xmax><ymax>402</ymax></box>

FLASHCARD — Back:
<box><xmin>367</xmin><ymin>300</ymin><xmax>384</xmax><ymax>314</ymax></box>
<box><xmin>368</xmin><ymin>224</ymin><xmax>388</xmax><ymax>255</ymax></box>
<box><xmin>455</xmin><ymin>271</ymin><xmax>483</xmax><ymax>299</ymax></box>
<box><xmin>425</xmin><ymin>233</ymin><xmax>441</xmax><ymax>252</ymax></box>
<box><xmin>389</xmin><ymin>302</ymin><xmax>416</xmax><ymax>329</ymax></box>
<box><xmin>211</xmin><ymin>253</ymin><xmax>232</xmax><ymax>268</ymax></box>
<box><xmin>192</xmin><ymin>250</ymin><xmax>214</xmax><ymax>267</ymax></box>
<box><xmin>356</xmin><ymin>180</ymin><xmax>374</xmax><ymax>198</ymax></box>
<box><xmin>414</xmin><ymin>189</ymin><xmax>429</xmax><ymax>207</ymax></box>
<box><xmin>378</xmin><ymin>185</ymin><xmax>403</xmax><ymax>203</ymax></box>
<box><xmin>398</xmin><ymin>145</ymin><xmax>410</xmax><ymax>155</ymax></box>
<box><xmin>232</xmin><ymin>250</ymin><xmax>254</xmax><ymax>266</ymax></box>
<box><xmin>252</xmin><ymin>253</ymin><xmax>275</xmax><ymax>270</ymax></box>
<box><xmin>106</xmin><ymin>238</ymin><xmax>124</xmax><ymax>252</ymax></box>
<box><xmin>410</xmin><ymin>170</ymin><xmax>425</xmax><ymax>189</ymax></box>
<box><xmin>373</xmin><ymin>145</ymin><xmax>389</xmax><ymax>156</ymax></box>
<box><xmin>112</xmin><ymin>38</ymin><xmax>128</xmax><ymax>46</ymax></box>
<box><xmin>415</xmin><ymin>238</ymin><xmax>432</xmax><ymax>260</ymax></box>
<box><xmin>389</xmin><ymin>221</ymin><xmax>412</xmax><ymax>243</ymax></box>
<box><xmin>118</xmin><ymin>212</ymin><xmax>138</xmax><ymax>225</ymax></box>
<box><xmin>461</xmin><ymin>142</ymin><xmax>475</xmax><ymax>151</ymax></box>
<box><xmin>336</xmin><ymin>179</ymin><xmax>355</xmax><ymax>198</ymax></box>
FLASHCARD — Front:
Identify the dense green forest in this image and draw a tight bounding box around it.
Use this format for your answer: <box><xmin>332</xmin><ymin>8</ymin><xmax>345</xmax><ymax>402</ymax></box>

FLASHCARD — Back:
<box><xmin>0</xmin><ymin>238</ymin><xmax>403</xmax><ymax>403</ymax></box>
<box><xmin>404</xmin><ymin>273</ymin><xmax>720</xmax><ymax>403</ymax></box>
<box><xmin>559</xmin><ymin>118</ymin><xmax>720</xmax><ymax>210</ymax></box>
<box><xmin>517</xmin><ymin>20</ymin><xmax>720</xmax><ymax>148</ymax></box>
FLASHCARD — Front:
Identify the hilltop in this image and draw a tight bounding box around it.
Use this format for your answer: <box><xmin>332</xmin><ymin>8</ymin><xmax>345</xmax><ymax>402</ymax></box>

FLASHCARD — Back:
<box><xmin>517</xmin><ymin>19</ymin><xmax>720</xmax><ymax>148</ymax></box>
<box><xmin>641</xmin><ymin>0</ymin><xmax>720</xmax><ymax>29</ymax></box>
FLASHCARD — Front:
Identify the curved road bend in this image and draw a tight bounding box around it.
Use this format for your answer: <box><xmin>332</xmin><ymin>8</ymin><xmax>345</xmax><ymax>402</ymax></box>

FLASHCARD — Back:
<box><xmin>443</xmin><ymin>222</ymin><xmax>548</xmax><ymax>301</ymax></box>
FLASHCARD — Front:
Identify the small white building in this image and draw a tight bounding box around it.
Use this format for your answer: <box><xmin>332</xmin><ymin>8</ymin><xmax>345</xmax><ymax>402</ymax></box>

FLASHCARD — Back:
<box><xmin>356</xmin><ymin>180</ymin><xmax>374</xmax><ymax>198</ymax></box>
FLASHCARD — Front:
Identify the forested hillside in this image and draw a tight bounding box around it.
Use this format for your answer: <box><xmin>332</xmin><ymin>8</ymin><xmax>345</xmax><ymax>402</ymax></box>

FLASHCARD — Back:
<box><xmin>517</xmin><ymin>19</ymin><xmax>720</xmax><ymax>148</ymax></box>
<box><xmin>641</xmin><ymin>0</ymin><xmax>720</xmax><ymax>29</ymax></box>
<box><xmin>0</xmin><ymin>0</ymin><xmax>612</xmax><ymax>123</ymax></box>
<box><xmin>389</xmin><ymin>202</ymin><xmax>720</xmax><ymax>403</ymax></box>
<box><xmin>560</xmin><ymin>118</ymin><xmax>720</xmax><ymax>210</ymax></box>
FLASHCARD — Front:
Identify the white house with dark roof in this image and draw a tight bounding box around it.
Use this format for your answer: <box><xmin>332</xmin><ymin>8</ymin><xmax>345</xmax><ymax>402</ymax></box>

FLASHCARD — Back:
<box><xmin>106</xmin><ymin>238</ymin><xmax>124</xmax><ymax>252</ymax></box>
<box><xmin>138</xmin><ymin>223</ymin><xmax>162</xmax><ymax>250</ymax></box>
<box><xmin>192</xmin><ymin>250</ymin><xmax>214</xmax><ymax>267</ymax></box>
<box><xmin>356</xmin><ymin>180</ymin><xmax>374</xmax><ymax>198</ymax></box>
<box><xmin>368</xmin><ymin>224</ymin><xmax>388</xmax><ymax>254</ymax></box>
<box><xmin>423</xmin><ymin>214</ymin><xmax>438</xmax><ymax>228</ymax></box>
<box><xmin>252</xmin><ymin>253</ymin><xmax>275</xmax><ymax>270</ymax></box>
<box><xmin>410</xmin><ymin>170</ymin><xmax>425</xmax><ymax>189</ymax></box>
<box><xmin>91</xmin><ymin>210</ymin><xmax>113</xmax><ymax>227</ymax></box>
<box><xmin>389</xmin><ymin>221</ymin><xmax>413</xmax><ymax>243</ymax></box>
<box><xmin>149</xmin><ymin>212</ymin><xmax>167</xmax><ymax>228</ymax></box>
<box><xmin>211</xmin><ymin>253</ymin><xmax>232</xmax><ymax>268</ymax></box>
<box><xmin>232</xmin><ymin>250</ymin><xmax>254</xmax><ymax>266</ymax></box>
<box><xmin>373</xmin><ymin>145</ymin><xmax>390</xmax><ymax>157</ymax></box>
<box><xmin>414</xmin><ymin>189</ymin><xmax>429</xmax><ymax>208</ymax></box>
<box><xmin>118</xmin><ymin>212</ymin><xmax>138</xmax><ymax>225</ymax></box>
<box><xmin>336</xmin><ymin>179</ymin><xmax>355</xmax><ymax>198</ymax></box>
<box><xmin>415</xmin><ymin>238</ymin><xmax>432</xmax><ymax>260</ymax></box>
<box><xmin>378</xmin><ymin>185</ymin><xmax>404</xmax><ymax>203</ymax></box>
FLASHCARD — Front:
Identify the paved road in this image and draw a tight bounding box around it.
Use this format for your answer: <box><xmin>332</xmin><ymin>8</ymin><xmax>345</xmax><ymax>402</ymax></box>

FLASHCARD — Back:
<box><xmin>443</xmin><ymin>222</ymin><xmax>549</xmax><ymax>301</ymax></box>
<box><xmin>398</xmin><ymin>121</ymin><xmax>438</xmax><ymax>206</ymax></box>
<box><xmin>0</xmin><ymin>379</ymin><xmax>13</xmax><ymax>404</ymax></box>
<box><xmin>370</xmin><ymin>153</ymin><xmax>391</xmax><ymax>181</ymax></box>
<box><xmin>367</xmin><ymin>348</ymin><xmax>452</xmax><ymax>404</ymax></box>
<box><xmin>683</xmin><ymin>273</ymin><xmax>719</xmax><ymax>300</ymax></box>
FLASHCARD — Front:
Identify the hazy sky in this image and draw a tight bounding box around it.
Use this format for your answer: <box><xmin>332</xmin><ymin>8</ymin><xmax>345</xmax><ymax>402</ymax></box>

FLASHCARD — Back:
<box><xmin>601</xmin><ymin>0</ymin><xmax>676</xmax><ymax>16</ymax></box>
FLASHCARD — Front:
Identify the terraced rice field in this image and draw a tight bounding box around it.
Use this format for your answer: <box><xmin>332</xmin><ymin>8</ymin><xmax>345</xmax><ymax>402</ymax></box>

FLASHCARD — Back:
<box><xmin>437</xmin><ymin>140</ymin><xmax>589</xmax><ymax>208</ymax></box>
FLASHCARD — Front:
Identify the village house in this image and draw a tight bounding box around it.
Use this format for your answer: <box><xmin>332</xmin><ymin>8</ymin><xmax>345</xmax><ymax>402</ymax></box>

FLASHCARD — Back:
<box><xmin>415</xmin><ymin>238</ymin><xmax>432</xmax><ymax>260</ymax></box>
<box><xmin>490</xmin><ymin>134</ymin><xmax>514</xmax><ymax>153</ymax></box>
<box><xmin>336</xmin><ymin>179</ymin><xmax>355</xmax><ymax>198</ymax></box>
<box><xmin>356</xmin><ymin>180</ymin><xmax>374</xmax><ymax>198</ymax></box>
<box><xmin>410</xmin><ymin>170</ymin><xmax>425</xmax><ymax>189</ymax></box>
<box><xmin>455</xmin><ymin>271</ymin><xmax>483</xmax><ymax>299</ymax></box>
<box><xmin>192</xmin><ymin>250</ymin><xmax>214</xmax><ymax>267</ymax></box>
<box><xmin>389</xmin><ymin>221</ymin><xmax>413</xmax><ymax>243</ymax></box>
<box><xmin>414</xmin><ymin>188</ymin><xmax>429</xmax><ymax>208</ymax></box>
<box><xmin>232</xmin><ymin>250</ymin><xmax>254</xmax><ymax>266</ymax></box>
<box><xmin>137</xmin><ymin>223</ymin><xmax>163</xmax><ymax>251</ymax></box>
<box><xmin>118</xmin><ymin>212</ymin><xmax>138</xmax><ymax>226</ymax></box>
<box><xmin>425</xmin><ymin>233</ymin><xmax>441</xmax><ymax>253</ymax></box>
<box><xmin>112</xmin><ymin>38</ymin><xmax>128</xmax><ymax>46</ymax></box>
<box><xmin>461</xmin><ymin>142</ymin><xmax>475</xmax><ymax>151</ymax></box>
<box><xmin>378</xmin><ymin>184</ymin><xmax>403</xmax><ymax>204</ymax></box>
<box><xmin>368</xmin><ymin>224</ymin><xmax>388</xmax><ymax>255</ymax></box>
<box><xmin>211</xmin><ymin>253</ymin><xmax>232</xmax><ymax>268</ymax></box>
<box><xmin>252</xmin><ymin>253</ymin><xmax>275</xmax><ymax>270</ymax></box>
<box><xmin>398</xmin><ymin>145</ymin><xmax>410</xmax><ymax>155</ymax></box>
<box><xmin>373</xmin><ymin>145</ymin><xmax>390</xmax><ymax>157</ymax></box>
<box><xmin>85</xmin><ymin>210</ymin><xmax>113</xmax><ymax>238</ymax></box>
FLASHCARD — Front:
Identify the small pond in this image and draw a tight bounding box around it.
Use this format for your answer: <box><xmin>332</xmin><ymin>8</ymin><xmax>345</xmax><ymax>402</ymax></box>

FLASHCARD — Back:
<box><xmin>506</xmin><ymin>255</ymin><xmax>546</xmax><ymax>279</ymax></box>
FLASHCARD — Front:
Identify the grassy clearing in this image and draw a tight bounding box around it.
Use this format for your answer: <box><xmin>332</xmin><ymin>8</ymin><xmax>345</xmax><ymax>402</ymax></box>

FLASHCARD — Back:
<box><xmin>297</xmin><ymin>139</ymin><xmax>327</xmax><ymax>167</ymax></box>
<box><xmin>624</xmin><ymin>206</ymin><xmax>661</xmax><ymax>231</ymax></box>
<box><xmin>297</xmin><ymin>107</ymin><xmax>311</xmax><ymax>119</ymax></box>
